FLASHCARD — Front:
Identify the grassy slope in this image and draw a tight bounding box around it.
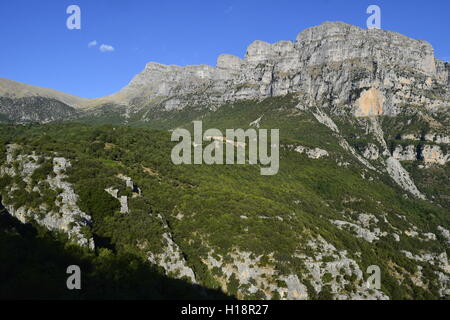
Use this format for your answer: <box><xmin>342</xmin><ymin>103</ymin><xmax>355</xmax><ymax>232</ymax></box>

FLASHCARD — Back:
<box><xmin>0</xmin><ymin>96</ymin><xmax>449</xmax><ymax>299</ymax></box>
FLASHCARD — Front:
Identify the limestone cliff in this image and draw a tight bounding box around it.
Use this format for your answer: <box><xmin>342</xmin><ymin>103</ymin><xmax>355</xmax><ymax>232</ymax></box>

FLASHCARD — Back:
<box><xmin>104</xmin><ymin>22</ymin><xmax>449</xmax><ymax>118</ymax></box>
<box><xmin>2</xmin><ymin>22</ymin><xmax>449</xmax><ymax>123</ymax></box>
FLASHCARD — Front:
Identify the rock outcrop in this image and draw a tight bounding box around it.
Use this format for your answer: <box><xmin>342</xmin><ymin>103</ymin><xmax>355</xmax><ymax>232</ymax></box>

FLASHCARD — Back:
<box><xmin>297</xmin><ymin>236</ymin><xmax>388</xmax><ymax>300</ymax></box>
<box><xmin>0</xmin><ymin>21</ymin><xmax>449</xmax><ymax>301</ymax></box>
<box><xmin>421</xmin><ymin>145</ymin><xmax>449</xmax><ymax>165</ymax></box>
<box><xmin>103</xmin><ymin>22</ymin><xmax>449</xmax><ymax>118</ymax></box>
<box><xmin>147</xmin><ymin>214</ymin><xmax>196</xmax><ymax>283</ymax></box>
<box><xmin>393</xmin><ymin>144</ymin><xmax>449</xmax><ymax>165</ymax></box>
<box><xmin>0</xmin><ymin>145</ymin><xmax>94</xmax><ymax>248</ymax></box>
<box><xmin>363</xmin><ymin>144</ymin><xmax>380</xmax><ymax>160</ymax></box>
<box><xmin>204</xmin><ymin>250</ymin><xmax>309</xmax><ymax>300</ymax></box>
<box><xmin>2</xmin><ymin>22</ymin><xmax>449</xmax><ymax>126</ymax></box>
<box><xmin>1</xmin><ymin>22</ymin><xmax>449</xmax><ymax>124</ymax></box>
<box><xmin>393</xmin><ymin>145</ymin><xmax>417</xmax><ymax>162</ymax></box>
<box><xmin>294</xmin><ymin>145</ymin><xmax>329</xmax><ymax>159</ymax></box>
<box><xmin>385</xmin><ymin>157</ymin><xmax>426</xmax><ymax>199</ymax></box>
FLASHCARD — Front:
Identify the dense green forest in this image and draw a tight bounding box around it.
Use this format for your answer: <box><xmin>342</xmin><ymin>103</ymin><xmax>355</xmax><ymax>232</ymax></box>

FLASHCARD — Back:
<box><xmin>0</xmin><ymin>96</ymin><xmax>449</xmax><ymax>299</ymax></box>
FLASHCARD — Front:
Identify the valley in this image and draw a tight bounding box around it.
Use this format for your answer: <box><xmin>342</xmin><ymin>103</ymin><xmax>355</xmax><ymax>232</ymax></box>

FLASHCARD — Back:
<box><xmin>0</xmin><ymin>21</ymin><xmax>449</xmax><ymax>300</ymax></box>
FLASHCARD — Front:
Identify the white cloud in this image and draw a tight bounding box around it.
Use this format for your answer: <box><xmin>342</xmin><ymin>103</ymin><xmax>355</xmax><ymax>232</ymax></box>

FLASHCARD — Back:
<box><xmin>88</xmin><ymin>40</ymin><xmax>97</xmax><ymax>47</ymax></box>
<box><xmin>99</xmin><ymin>44</ymin><xmax>115</xmax><ymax>52</ymax></box>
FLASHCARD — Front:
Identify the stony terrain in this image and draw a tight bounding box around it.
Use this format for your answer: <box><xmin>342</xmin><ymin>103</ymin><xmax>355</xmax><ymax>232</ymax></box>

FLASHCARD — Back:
<box><xmin>0</xmin><ymin>22</ymin><xmax>449</xmax><ymax>300</ymax></box>
<box><xmin>0</xmin><ymin>144</ymin><xmax>93</xmax><ymax>248</ymax></box>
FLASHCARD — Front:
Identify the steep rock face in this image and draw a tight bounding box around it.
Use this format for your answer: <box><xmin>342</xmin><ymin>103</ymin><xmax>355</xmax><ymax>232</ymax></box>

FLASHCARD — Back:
<box><xmin>107</xmin><ymin>22</ymin><xmax>449</xmax><ymax>117</ymax></box>
<box><xmin>104</xmin><ymin>174</ymin><xmax>142</xmax><ymax>214</ymax></box>
<box><xmin>448</xmin><ymin>63</ymin><xmax>450</xmax><ymax>85</ymax></box>
<box><xmin>1</xmin><ymin>22</ymin><xmax>448</xmax><ymax>123</ymax></box>
<box><xmin>425</xmin><ymin>134</ymin><xmax>450</xmax><ymax>144</ymax></box>
<box><xmin>0</xmin><ymin>145</ymin><xmax>94</xmax><ymax>248</ymax></box>
<box><xmin>331</xmin><ymin>219</ymin><xmax>385</xmax><ymax>243</ymax></box>
<box><xmin>1</xmin><ymin>23</ymin><xmax>449</xmax><ymax>300</ymax></box>
<box><xmin>363</xmin><ymin>144</ymin><xmax>380</xmax><ymax>160</ymax></box>
<box><xmin>1</xmin><ymin>122</ymin><xmax>449</xmax><ymax>299</ymax></box>
<box><xmin>400</xmin><ymin>133</ymin><xmax>450</xmax><ymax>144</ymax></box>
<box><xmin>421</xmin><ymin>145</ymin><xmax>449</xmax><ymax>165</ymax></box>
<box><xmin>296</xmin><ymin>23</ymin><xmax>434</xmax><ymax>72</ymax></box>
<box><xmin>355</xmin><ymin>88</ymin><xmax>384</xmax><ymax>117</ymax></box>
<box><xmin>393</xmin><ymin>145</ymin><xmax>417</xmax><ymax>162</ymax></box>
<box><xmin>439</xmin><ymin>226</ymin><xmax>450</xmax><ymax>245</ymax></box>
<box><xmin>147</xmin><ymin>214</ymin><xmax>196</xmax><ymax>283</ymax></box>
<box><xmin>105</xmin><ymin>187</ymin><xmax>129</xmax><ymax>214</ymax></box>
<box><xmin>297</xmin><ymin>236</ymin><xmax>388</xmax><ymax>300</ymax></box>
<box><xmin>204</xmin><ymin>250</ymin><xmax>312</xmax><ymax>300</ymax></box>
<box><xmin>392</xmin><ymin>144</ymin><xmax>449</xmax><ymax>165</ymax></box>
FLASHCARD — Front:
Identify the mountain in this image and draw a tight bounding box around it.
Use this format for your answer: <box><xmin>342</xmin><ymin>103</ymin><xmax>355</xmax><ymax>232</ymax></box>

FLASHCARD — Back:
<box><xmin>0</xmin><ymin>22</ymin><xmax>449</xmax><ymax>300</ymax></box>
<box><xmin>102</xmin><ymin>21</ymin><xmax>450</xmax><ymax>115</ymax></box>
<box><xmin>2</xmin><ymin>22</ymin><xmax>449</xmax><ymax>124</ymax></box>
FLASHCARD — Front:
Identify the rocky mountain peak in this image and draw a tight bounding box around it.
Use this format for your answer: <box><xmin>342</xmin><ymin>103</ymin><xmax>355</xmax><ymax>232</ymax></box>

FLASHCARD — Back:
<box><xmin>108</xmin><ymin>21</ymin><xmax>448</xmax><ymax>115</ymax></box>
<box><xmin>296</xmin><ymin>21</ymin><xmax>437</xmax><ymax>75</ymax></box>
<box><xmin>1</xmin><ymin>21</ymin><xmax>449</xmax><ymax>122</ymax></box>
<box><xmin>216</xmin><ymin>54</ymin><xmax>242</xmax><ymax>71</ymax></box>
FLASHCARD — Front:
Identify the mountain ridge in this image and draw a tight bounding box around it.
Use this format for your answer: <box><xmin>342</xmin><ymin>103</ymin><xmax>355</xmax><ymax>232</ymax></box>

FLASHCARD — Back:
<box><xmin>1</xmin><ymin>21</ymin><xmax>450</xmax><ymax>300</ymax></box>
<box><xmin>0</xmin><ymin>78</ymin><xmax>90</xmax><ymax>109</ymax></box>
<box><xmin>1</xmin><ymin>21</ymin><xmax>449</xmax><ymax>120</ymax></box>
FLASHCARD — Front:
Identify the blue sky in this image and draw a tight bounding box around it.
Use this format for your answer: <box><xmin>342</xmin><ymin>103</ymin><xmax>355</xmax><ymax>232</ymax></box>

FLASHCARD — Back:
<box><xmin>1</xmin><ymin>0</ymin><xmax>449</xmax><ymax>98</ymax></box>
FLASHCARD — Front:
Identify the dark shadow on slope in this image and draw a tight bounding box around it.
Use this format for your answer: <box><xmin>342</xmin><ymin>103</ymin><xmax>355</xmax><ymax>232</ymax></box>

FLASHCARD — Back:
<box><xmin>92</xmin><ymin>233</ymin><xmax>116</xmax><ymax>252</ymax></box>
<box><xmin>0</xmin><ymin>207</ymin><xmax>234</xmax><ymax>300</ymax></box>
